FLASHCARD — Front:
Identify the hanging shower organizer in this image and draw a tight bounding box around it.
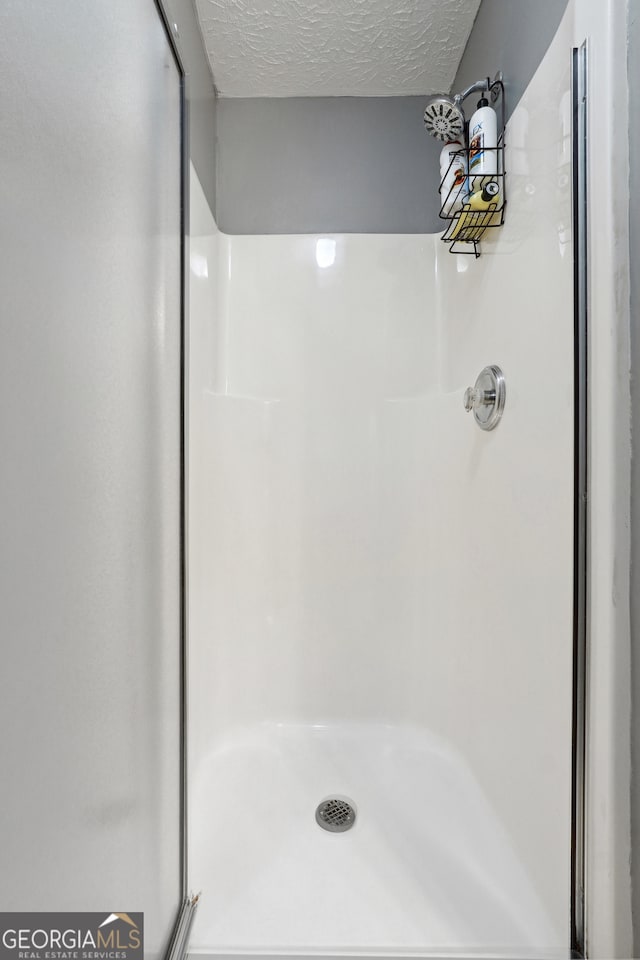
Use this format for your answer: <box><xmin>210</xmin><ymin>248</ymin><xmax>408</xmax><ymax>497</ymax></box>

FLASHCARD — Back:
<box><xmin>439</xmin><ymin>77</ymin><xmax>506</xmax><ymax>258</ymax></box>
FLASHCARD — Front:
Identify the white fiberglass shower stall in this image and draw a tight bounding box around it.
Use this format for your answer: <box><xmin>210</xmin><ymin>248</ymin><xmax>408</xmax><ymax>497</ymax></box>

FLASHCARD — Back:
<box><xmin>0</xmin><ymin>0</ymin><xmax>632</xmax><ymax>958</ymax></box>
<box><xmin>186</xmin><ymin>0</ymin><xmax>631</xmax><ymax>956</ymax></box>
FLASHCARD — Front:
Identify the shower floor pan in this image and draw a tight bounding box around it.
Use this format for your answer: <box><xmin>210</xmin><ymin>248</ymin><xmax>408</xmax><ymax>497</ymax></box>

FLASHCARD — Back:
<box><xmin>188</xmin><ymin>722</ymin><xmax>563</xmax><ymax>959</ymax></box>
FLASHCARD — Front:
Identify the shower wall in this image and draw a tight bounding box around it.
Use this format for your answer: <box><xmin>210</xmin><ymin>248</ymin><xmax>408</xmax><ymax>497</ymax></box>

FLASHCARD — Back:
<box><xmin>188</xmin><ymin>4</ymin><xmax>577</xmax><ymax>955</ymax></box>
<box><xmin>191</xmin><ymin>229</ymin><xmax>438</xmax><ymax>734</ymax></box>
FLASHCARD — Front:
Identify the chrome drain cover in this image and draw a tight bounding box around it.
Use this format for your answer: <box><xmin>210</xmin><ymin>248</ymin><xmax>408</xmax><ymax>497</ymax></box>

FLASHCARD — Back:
<box><xmin>315</xmin><ymin>797</ymin><xmax>356</xmax><ymax>833</ymax></box>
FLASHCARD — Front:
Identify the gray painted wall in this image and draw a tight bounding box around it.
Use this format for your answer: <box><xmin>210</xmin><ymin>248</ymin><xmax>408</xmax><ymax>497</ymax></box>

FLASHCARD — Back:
<box><xmin>216</xmin><ymin>96</ymin><xmax>443</xmax><ymax>234</ymax></box>
<box><xmin>452</xmin><ymin>0</ymin><xmax>570</xmax><ymax>124</ymax></box>
<box><xmin>629</xmin><ymin>0</ymin><xmax>640</xmax><ymax>949</ymax></box>
<box><xmin>162</xmin><ymin>0</ymin><xmax>217</xmax><ymax>219</ymax></box>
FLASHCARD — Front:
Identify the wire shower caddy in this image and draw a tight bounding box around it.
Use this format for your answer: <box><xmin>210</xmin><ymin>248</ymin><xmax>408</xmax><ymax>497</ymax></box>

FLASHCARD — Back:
<box><xmin>439</xmin><ymin>76</ymin><xmax>506</xmax><ymax>257</ymax></box>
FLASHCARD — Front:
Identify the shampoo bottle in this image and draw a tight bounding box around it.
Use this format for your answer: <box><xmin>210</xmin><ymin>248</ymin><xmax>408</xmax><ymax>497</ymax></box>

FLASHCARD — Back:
<box><xmin>439</xmin><ymin>140</ymin><xmax>466</xmax><ymax>216</ymax></box>
<box><xmin>468</xmin><ymin>96</ymin><xmax>497</xmax><ymax>188</ymax></box>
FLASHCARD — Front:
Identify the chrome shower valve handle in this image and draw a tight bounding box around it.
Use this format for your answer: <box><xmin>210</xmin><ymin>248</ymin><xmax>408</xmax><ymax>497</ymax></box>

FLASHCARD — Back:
<box><xmin>463</xmin><ymin>365</ymin><xmax>506</xmax><ymax>430</ymax></box>
<box><xmin>463</xmin><ymin>385</ymin><xmax>496</xmax><ymax>412</ymax></box>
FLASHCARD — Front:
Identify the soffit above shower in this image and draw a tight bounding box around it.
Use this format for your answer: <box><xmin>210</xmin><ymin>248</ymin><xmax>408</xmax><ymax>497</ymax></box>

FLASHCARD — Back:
<box><xmin>194</xmin><ymin>0</ymin><xmax>482</xmax><ymax>98</ymax></box>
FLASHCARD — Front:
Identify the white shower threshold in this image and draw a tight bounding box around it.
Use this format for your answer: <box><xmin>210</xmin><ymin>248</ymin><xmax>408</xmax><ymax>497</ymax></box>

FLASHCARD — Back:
<box><xmin>188</xmin><ymin>722</ymin><xmax>567</xmax><ymax>959</ymax></box>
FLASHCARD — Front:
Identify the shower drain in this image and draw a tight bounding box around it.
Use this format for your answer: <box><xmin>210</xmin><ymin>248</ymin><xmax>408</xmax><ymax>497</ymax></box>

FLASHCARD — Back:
<box><xmin>315</xmin><ymin>797</ymin><xmax>356</xmax><ymax>833</ymax></box>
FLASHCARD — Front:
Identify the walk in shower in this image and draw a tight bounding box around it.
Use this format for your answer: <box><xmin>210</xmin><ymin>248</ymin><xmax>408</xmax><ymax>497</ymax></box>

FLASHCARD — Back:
<box><xmin>0</xmin><ymin>1</ymin><xmax>633</xmax><ymax>957</ymax></box>
<box><xmin>186</xmin><ymin>3</ymin><xmax>583</xmax><ymax>956</ymax></box>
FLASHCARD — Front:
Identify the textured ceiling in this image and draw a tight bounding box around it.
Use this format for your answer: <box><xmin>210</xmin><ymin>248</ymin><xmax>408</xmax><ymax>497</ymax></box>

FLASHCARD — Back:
<box><xmin>195</xmin><ymin>0</ymin><xmax>482</xmax><ymax>98</ymax></box>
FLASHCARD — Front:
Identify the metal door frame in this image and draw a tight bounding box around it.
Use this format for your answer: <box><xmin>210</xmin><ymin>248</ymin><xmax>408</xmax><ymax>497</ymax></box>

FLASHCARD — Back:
<box><xmin>151</xmin><ymin>2</ymin><xmax>196</xmax><ymax>957</ymax></box>
<box><xmin>571</xmin><ymin>39</ymin><xmax>589</xmax><ymax>960</ymax></box>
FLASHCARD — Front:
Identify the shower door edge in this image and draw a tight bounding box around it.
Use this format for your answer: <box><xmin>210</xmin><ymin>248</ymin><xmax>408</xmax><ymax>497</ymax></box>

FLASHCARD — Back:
<box><xmin>153</xmin><ymin>0</ymin><xmax>192</xmax><ymax>954</ymax></box>
<box><xmin>571</xmin><ymin>39</ymin><xmax>588</xmax><ymax>960</ymax></box>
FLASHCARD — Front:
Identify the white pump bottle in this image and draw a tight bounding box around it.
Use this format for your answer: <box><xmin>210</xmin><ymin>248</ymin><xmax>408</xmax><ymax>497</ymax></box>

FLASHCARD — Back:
<box><xmin>468</xmin><ymin>96</ymin><xmax>498</xmax><ymax>187</ymax></box>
